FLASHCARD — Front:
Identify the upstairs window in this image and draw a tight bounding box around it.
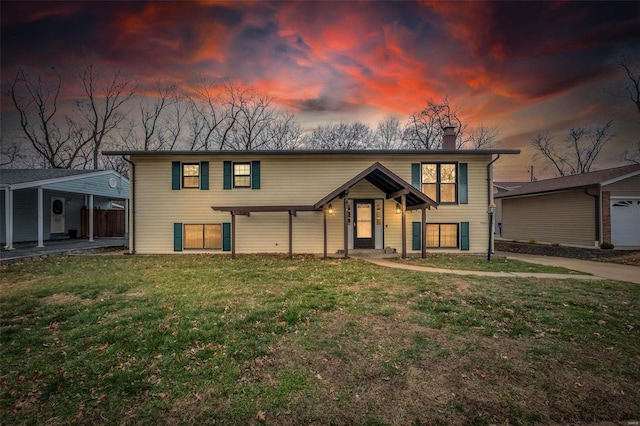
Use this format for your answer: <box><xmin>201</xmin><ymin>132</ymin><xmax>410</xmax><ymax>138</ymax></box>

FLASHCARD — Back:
<box><xmin>422</xmin><ymin>163</ymin><xmax>457</xmax><ymax>204</ymax></box>
<box><xmin>182</xmin><ymin>163</ymin><xmax>200</xmax><ymax>188</ymax></box>
<box><xmin>233</xmin><ymin>163</ymin><xmax>251</xmax><ymax>188</ymax></box>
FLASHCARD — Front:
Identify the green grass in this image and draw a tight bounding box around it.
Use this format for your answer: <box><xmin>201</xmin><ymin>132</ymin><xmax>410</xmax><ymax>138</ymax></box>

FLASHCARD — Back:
<box><xmin>395</xmin><ymin>253</ymin><xmax>584</xmax><ymax>274</ymax></box>
<box><xmin>1</xmin><ymin>254</ymin><xmax>638</xmax><ymax>425</ymax></box>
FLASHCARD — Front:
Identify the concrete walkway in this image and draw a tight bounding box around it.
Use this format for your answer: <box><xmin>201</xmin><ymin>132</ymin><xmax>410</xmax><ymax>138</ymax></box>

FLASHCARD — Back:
<box><xmin>355</xmin><ymin>252</ymin><xmax>640</xmax><ymax>284</ymax></box>
<box><xmin>1</xmin><ymin>238</ymin><xmax>128</xmax><ymax>264</ymax></box>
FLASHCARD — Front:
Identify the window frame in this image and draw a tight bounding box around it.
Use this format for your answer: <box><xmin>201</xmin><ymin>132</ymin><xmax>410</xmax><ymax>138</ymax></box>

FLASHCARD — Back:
<box><xmin>425</xmin><ymin>223</ymin><xmax>459</xmax><ymax>248</ymax></box>
<box><xmin>233</xmin><ymin>162</ymin><xmax>252</xmax><ymax>188</ymax></box>
<box><xmin>421</xmin><ymin>162</ymin><xmax>458</xmax><ymax>204</ymax></box>
<box><xmin>182</xmin><ymin>163</ymin><xmax>200</xmax><ymax>189</ymax></box>
<box><xmin>183</xmin><ymin>224</ymin><xmax>223</xmax><ymax>250</ymax></box>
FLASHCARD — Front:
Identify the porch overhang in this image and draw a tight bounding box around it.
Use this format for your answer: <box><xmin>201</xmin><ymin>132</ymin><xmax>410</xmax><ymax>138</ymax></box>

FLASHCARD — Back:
<box><xmin>313</xmin><ymin>162</ymin><xmax>437</xmax><ymax>210</ymax></box>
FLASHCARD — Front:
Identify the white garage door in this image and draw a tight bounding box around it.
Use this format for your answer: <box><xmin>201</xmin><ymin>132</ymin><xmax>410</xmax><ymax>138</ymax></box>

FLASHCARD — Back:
<box><xmin>611</xmin><ymin>199</ymin><xmax>640</xmax><ymax>246</ymax></box>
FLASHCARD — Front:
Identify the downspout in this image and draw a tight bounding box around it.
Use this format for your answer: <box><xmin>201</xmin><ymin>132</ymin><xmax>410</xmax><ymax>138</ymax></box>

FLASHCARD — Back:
<box><xmin>584</xmin><ymin>187</ymin><xmax>600</xmax><ymax>246</ymax></box>
<box><xmin>122</xmin><ymin>156</ymin><xmax>136</xmax><ymax>254</ymax></box>
<box><xmin>487</xmin><ymin>154</ymin><xmax>501</xmax><ymax>256</ymax></box>
<box><xmin>487</xmin><ymin>154</ymin><xmax>501</xmax><ymax>207</ymax></box>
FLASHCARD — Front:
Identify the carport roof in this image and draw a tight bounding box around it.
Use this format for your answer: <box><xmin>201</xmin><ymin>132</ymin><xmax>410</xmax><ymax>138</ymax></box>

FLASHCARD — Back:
<box><xmin>0</xmin><ymin>169</ymin><xmax>129</xmax><ymax>191</ymax></box>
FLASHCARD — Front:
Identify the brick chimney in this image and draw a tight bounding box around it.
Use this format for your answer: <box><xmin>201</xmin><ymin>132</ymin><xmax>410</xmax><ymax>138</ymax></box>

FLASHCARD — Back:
<box><xmin>442</xmin><ymin>126</ymin><xmax>456</xmax><ymax>150</ymax></box>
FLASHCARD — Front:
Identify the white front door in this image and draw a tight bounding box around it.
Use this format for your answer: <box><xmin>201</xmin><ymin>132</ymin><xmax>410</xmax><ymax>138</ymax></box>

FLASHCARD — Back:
<box><xmin>51</xmin><ymin>197</ymin><xmax>65</xmax><ymax>233</ymax></box>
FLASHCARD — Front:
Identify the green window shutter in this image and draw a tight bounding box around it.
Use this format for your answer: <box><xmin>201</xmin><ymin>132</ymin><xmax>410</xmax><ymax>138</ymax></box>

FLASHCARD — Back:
<box><xmin>251</xmin><ymin>161</ymin><xmax>261</xmax><ymax>189</ymax></box>
<box><xmin>459</xmin><ymin>163</ymin><xmax>468</xmax><ymax>204</ymax></box>
<box><xmin>173</xmin><ymin>223</ymin><xmax>183</xmax><ymax>252</ymax></box>
<box><xmin>411</xmin><ymin>163</ymin><xmax>421</xmax><ymax>190</ymax></box>
<box><xmin>460</xmin><ymin>222</ymin><xmax>470</xmax><ymax>251</ymax></box>
<box><xmin>172</xmin><ymin>161</ymin><xmax>181</xmax><ymax>190</ymax></box>
<box><xmin>222</xmin><ymin>222</ymin><xmax>231</xmax><ymax>251</ymax></box>
<box><xmin>412</xmin><ymin>221</ymin><xmax>422</xmax><ymax>250</ymax></box>
<box><xmin>223</xmin><ymin>161</ymin><xmax>232</xmax><ymax>190</ymax></box>
<box><xmin>200</xmin><ymin>161</ymin><xmax>209</xmax><ymax>190</ymax></box>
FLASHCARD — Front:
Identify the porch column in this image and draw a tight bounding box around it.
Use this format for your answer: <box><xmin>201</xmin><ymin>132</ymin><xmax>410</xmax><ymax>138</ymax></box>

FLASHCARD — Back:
<box><xmin>401</xmin><ymin>193</ymin><xmax>406</xmax><ymax>259</ymax></box>
<box><xmin>323</xmin><ymin>205</ymin><xmax>328</xmax><ymax>260</ymax></box>
<box><xmin>124</xmin><ymin>199</ymin><xmax>129</xmax><ymax>237</ymax></box>
<box><xmin>4</xmin><ymin>187</ymin><xmax>14</xmax><ymax>250</ymax></box>
<box><xmin>88</xmin><ymin>194</ymin><xmax>94</xmax><ymax>242</ymax></box>
<box><xmin>343</xmin><ymin>192</ymin><xmax>349</xmax><ymax>259</ymax></box>
<box><xmin>231</xmin><ymin>213</ymin><xmax>236</xmax><ymax>260</ymax></box>
<box><xmin>288</xmin><ymin>210</ymin><xmax>293</xmax><ymax>259</ymax></box>
<box><xmin>37</xmin><ymin>187</ymin><xmax>44</xmax><ymax>247</ymax></box>
<box><xmin>421</xmin><ymin>208</ymin><xmax>427</xmax><ymax>259</ymax></box>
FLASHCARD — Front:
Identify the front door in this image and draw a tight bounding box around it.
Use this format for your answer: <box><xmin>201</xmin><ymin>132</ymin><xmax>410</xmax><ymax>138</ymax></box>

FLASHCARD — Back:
<box><xmin>354</xmin><ymin>199</ymin><xmax>374</xmax><ymax>249</ymax></box>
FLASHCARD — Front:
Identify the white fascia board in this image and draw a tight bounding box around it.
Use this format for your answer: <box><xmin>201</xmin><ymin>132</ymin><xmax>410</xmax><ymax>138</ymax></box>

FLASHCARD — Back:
<box><xmin>601</xmin><ymin>170</ymin><xmax>640</xmax><ymax>187</ymax></box>
<box><xmin>9</xmin><ymin>170</ymin><xmax>128</xmax><ymax>190</ymax></box>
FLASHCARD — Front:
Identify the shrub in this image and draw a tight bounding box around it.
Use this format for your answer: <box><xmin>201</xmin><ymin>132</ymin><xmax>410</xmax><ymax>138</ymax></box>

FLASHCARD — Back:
<box><xmin>528</xmin><ymin>238</ymin><xmax>537</xmax><ymax>244</ymax></box>
<box><xmin>551</xmin><ymin>242</ymin><xmax>561</xmax><ymax>247</ymax></box>
<box><xmin>600</xmin><ymin>242</ymin><xmax>615</xmax><ymax>249</ymax></box>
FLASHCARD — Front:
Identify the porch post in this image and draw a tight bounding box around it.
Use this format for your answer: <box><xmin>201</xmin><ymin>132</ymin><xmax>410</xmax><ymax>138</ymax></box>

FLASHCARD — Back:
<box><xmin>401</xmin><ymin>193</ymin><xmax>406</xmax><ymax>258</ymax></box>
<box><xmin>323</xmin><ymin>205</ymin><xmax>328</xmax><ymax>260</ymax></box>
<box><xmin>124</xmin><ymin>199</ymin><xmax>129</xmax><ymax>237</ymax></box>
<box><xmin>231</xmin><ymin>212</ymin><xmax>236</xmax><ymax>260</ymax></box>
<box><xmin>37</xmin><ymin>187</ymin><xmax>44</xmax><ymax>247</ymax></box>
<box><xmin>343</xmin><ymin>193</ymin><xmax>349</xmax><ymax>259</ymax></box>
<box><xmin>4</xmin><ymin>187</ymin><xmax>14</xmax><ymax>250</ymax></box>
<box><xmin>88</xmin><ymin>194</ymin><xmax>94</xmax><ymax>242</ymax></box>
<box><xmin>421</xmin><ymin>207</ymin><xmax>426</xmax><ymax>259</ymax></box>
<box><xmin>288</xmin><ymin>211</ymin><xmax>293</xmax><ymax>259</ymax></box>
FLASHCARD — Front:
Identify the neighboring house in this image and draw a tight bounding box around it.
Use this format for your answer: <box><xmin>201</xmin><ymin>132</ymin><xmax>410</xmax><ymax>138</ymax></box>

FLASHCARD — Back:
<box><xmin>493</xmin><ymin>181</ymin><xmax>524</xmax><ymax>237</ymax></box>
<box><xmin>106</xmin><ymin>134</ymin><xmax>519</xmax><ymax>258</ymax></box>
<box><xmin>1</xmin><ymin>169</ymin><xmax>130</xmax><ymax>249</ymax></box>
<box><xmin>495</xmin><ymin>164</ymin><xmax>640</xmax><ymax>247</ymax></box>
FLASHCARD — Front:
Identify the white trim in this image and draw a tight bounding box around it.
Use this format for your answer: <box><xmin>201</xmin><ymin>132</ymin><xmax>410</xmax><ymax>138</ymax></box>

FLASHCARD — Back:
<box><xmin>8</xmin><ymin>170</ymin><xmax>130</xmax><ymax>191</ymax></box>
<box><xmin>4</xmin><ymin>188</ymin><xmax>14</xmax><ymax>250</ymax></box>
<box><xmin>601</xmin><ymin>170</ymin><xmax>640</xmax><ymax>187</ymax></box>
<box><xmin>610</xmin><ymin>196</ymin><xmax>640</xmax><ymax>200</ymax></box>
<box><xmin>496</xmin><ymin>189</ymin><xmax>575</xmax><ymax>200</ymax></box>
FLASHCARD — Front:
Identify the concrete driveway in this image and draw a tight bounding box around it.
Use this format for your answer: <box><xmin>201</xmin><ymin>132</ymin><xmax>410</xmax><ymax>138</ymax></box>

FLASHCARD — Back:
<box><xmin>1</xmin><ymin>238</ymin><xmax>128</xmax><ymax>264</ymax></box>
<box><xmin>496</xmin><ymin>251</ymin><xmax>640</xmax><ymax>284</ymax></box>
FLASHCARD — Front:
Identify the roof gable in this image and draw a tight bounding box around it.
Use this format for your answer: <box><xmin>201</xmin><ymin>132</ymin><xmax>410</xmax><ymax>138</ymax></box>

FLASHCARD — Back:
<box><xmin>495</xmin><ymin>164</ymin><xmax>640</xmax><ymax>198</ymax></box>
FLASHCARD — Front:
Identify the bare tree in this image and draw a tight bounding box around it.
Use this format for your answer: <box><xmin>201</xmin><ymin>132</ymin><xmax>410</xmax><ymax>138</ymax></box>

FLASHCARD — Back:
<box><xmin>74</xmin><ymin>62</ymin><xmax>136</xmax><ymax>168</ymax></box>
<box><xmin>7</xmin><ymin>69</ymin><xmax>89</xmax><ymax>168</ymax></box>
<box><xmin>186</xmin><ymin>77</ymin><xmax>227</xmax><ymax>150</ymax></box>
<box><xmin>373</xmin><ymin>116</ymin><xmax>404</xmax><ymax>149</ymax></box>
<box><xmin>0</xmin><ymin>138</ymin><xmax>22</xmax><ymax>167</ymax></box>
<box><xmin>402</xmin><ymin>97</ymin><xmax>463</xmax><ymax>149</ymax></box>
<box><xmin>531</xmin><ymin>120</ymin><xmax>615</xmax><ymax>176</ymax></box>
<box><xmin>307</xmin><ymin>121</ymin><xmax>373</xmax><ymax>150</ymax></box>
<box><xmin>258</xmin><ymin>111</ymin><xmax>302</xmax><ymax>150</ymax></box>
<box><xmin>462</xmin><ymin>124</ymin><xmax>498</xmax><ymax>149</ymax></box>
<box><xmin>617</xmin><ymin>52</ymin><xmax>640</xmax><ymax>164</ymax></box>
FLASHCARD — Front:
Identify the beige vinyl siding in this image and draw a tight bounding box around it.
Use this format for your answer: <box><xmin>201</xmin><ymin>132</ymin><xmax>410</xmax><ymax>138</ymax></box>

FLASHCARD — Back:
<box><xmin>131</xmin><ymin>153</ymin><xmax>494</xmax><ymax>254</ymax></box>
<box><xmin>501</xmin><ymin>190</ymin><xmax>595</xmax><ymax>246</ymax></box>
<box><xmin>604</xmin><ymin>174</ymin><xmax>640</xmax><ymax>196</ymax></box>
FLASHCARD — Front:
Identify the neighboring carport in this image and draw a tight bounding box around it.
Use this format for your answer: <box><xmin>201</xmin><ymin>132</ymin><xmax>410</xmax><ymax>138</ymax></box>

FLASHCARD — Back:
<box><xmin>1</xmin><ymin>169</ymin><xmax>129</xmax><ymax>249</ymax></box>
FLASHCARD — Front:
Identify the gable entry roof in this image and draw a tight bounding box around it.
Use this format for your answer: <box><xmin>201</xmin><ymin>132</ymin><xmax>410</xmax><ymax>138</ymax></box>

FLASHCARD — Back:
<box><xmin>495</xmin><ymin>164</ymin><xmax>640</xmax><ymax>198</ymax></box>
<box><xmin>314</xmin><ymin>162</ymin><xmax>437</xmax><ymax>210</ymax></box>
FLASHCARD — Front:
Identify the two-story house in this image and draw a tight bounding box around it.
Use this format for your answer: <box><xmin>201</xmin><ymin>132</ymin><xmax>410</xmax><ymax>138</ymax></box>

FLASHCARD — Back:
<box><xmin>105</xmin><ymin>131</ymin><xmax>518</xmax><ymax>258</ymax></box>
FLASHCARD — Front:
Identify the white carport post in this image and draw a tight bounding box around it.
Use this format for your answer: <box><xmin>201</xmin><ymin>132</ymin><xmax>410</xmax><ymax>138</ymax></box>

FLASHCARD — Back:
<box><xmin>4</xmin><ymin>187</ymin><xmax>14</xmax><ymax>250</ymax></box>
<box><xmin>88</xmin><ymin>194</ymin><xmax>94</xmax><ymax>242</ymax></box>
<box><xmin>37</xmin><ymin>187</ymin><xmax>44</xmax><ymax>247</ymax></box>
<box><xmin>124</xmin><ymin>199</ymin><xmax>129</xmax><ymax>236</ymax></box>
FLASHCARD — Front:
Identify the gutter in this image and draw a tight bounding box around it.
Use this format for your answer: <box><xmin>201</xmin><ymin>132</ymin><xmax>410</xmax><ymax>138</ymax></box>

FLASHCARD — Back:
<box><xmin>122</xmin><ymin>156</ymin><xmax>136</xmax><ymax>254</ymax></box>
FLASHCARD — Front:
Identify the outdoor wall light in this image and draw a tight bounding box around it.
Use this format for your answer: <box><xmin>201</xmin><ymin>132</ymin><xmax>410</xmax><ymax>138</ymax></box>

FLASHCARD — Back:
<box><xmin>396</xmin><ymin>203</ymin><xmax>401</xmax><ymax>214</ymax></box>
<box><xmin>327</xmin><ymin>204</ymin><xmax>333</xmax><ymax>215</ymax></box>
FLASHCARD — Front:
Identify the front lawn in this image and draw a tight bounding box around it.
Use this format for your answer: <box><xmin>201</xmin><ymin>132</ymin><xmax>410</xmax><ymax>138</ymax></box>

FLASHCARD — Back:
<box><xmin>1</xmin><ymin>254</ymin><xmax>638</xmax><ymax>425</ymax></box>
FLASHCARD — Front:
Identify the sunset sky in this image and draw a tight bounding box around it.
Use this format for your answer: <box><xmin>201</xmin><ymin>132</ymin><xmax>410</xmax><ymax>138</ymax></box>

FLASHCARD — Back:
<box><xmin>1</xmin><ymin>1</ymin><xmax>639</xmax><ymax>180</ymax></box>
